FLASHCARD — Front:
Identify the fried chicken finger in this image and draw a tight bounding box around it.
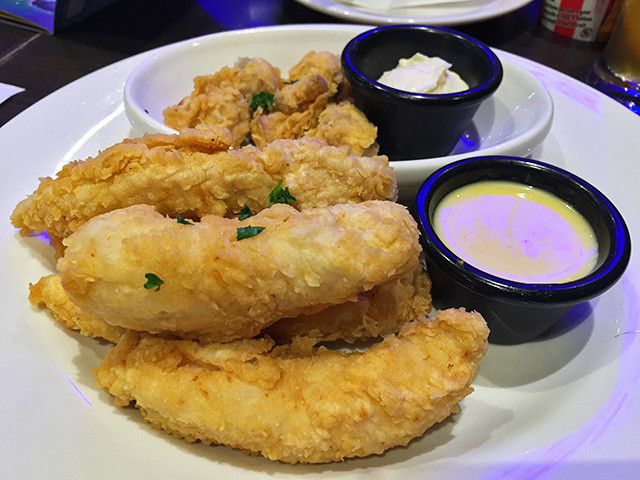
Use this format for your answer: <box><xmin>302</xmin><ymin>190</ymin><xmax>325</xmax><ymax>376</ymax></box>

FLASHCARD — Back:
<box><xmin>58</xmin><ymin>201</ymin><xmax>421</xmax><ymax>341</ymax></box>
<box><xmin>11</xmin><ymin>130</ymin><xmax>396</xmax><ymax>255</ymax></box>
<box><xmin>94</xmin><ymin>308</ymin><xmax>489</xmax><ymax>463</ymax></box>
<box><xmin>265</xmin><ymin>264</ymin><xmax>432</xmax><ymax>343</ymax></box>
<box><xmin>28</xmin><ymin>274</ymin><xmax>125</xmax><ymax>343</ymax></box>
<box><xmin>28</xmin><ymin>264</ymin><xmax>430</xmax><ymax>345</ymax></box>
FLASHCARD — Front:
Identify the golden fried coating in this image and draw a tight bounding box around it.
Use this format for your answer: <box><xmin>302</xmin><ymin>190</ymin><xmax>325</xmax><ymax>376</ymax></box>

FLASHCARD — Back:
<box><xmin>26</xmin><ymin>265</ymin><xmax>430</xmax><ymax>345</ymax></box>
<box><xmin>265</xmin><ymin>265</ymin><xmax>432</xmax><ymax>343</ymax></box>
<box><xmin>260</xmin><ymin>137</ymin><xmax>395</xmax><ymax>206</ymax></box>
<box><xmin>11</xmin><ymin>131</ymin><xmax>396</xmax><ymax>255</ymax></box>
<box><xmin>274</xmin><ymin>74</ymin><xmax>330</xmax><ymax>115</ymax></box>
<box><xmin>94</xmin><ymin>308</ymin><xmax>489</xmax><ymax>463</ymax></box>
<box><xmin>306</xmin><ymin>101</ymin><xmax>378</xmax><ymax>156</ymax></box>
<box><xmin>58</xmin><ymin>201</ymin><xmax>420</xmax><ymax>341</ymax></box>
<box><xmin>250</xmin><ymin>52</ymin><xmax>370</xmax><ymax>151</ymax></box>
<box><xmin>163</xmin><ymin>57</ymin><xmax>281</xmax><ymax>140</ymax></box>
<box><xmin>286</xmin><ymin>50</ymin><xmax>345</xmax><ymax>96</ymax></box>
<box><xmin>164</xmin><ymin>85</ymin><xmax>251</xmax><ymax>145</ymax></box>
<box><xmin>251</xmin><ymin>98</ymin><xmax>379</xmax><ymax>157</ymax></box>
<box><xmin>230</xmin><ymin>57</ymin><xmax>283</xmax><ymax>102</ymax></box>
<box><xmin>163</xmin><ymin>51</ymin><xmax>375</xmax><ymax>154</ymax></box>
<box><xmin>29</xmin><ymin>274</ymin><xmax>125</xmax><ymax>343</ymax></box>
<box><xmin>249</xmin><ymin>94</ymin><xmax>329</xmax><ymax>147</ymax></box>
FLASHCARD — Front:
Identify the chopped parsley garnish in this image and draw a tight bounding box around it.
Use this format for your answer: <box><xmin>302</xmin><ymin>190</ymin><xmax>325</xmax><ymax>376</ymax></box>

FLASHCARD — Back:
<box><xmin>239</xmin><ymin>205</ymin><xmax>254</xmax><ymax>220</ymax></box>
<box><xmin>268</xmin><ymin>179</ymin><xmax>297</xmax><ymax>206</ymax></box>
<box><xmin>237</xmin><ymin>225</ymin><xmax>265</xmax><ymax>240</ymax></box>
<box><xmin>250</xmin><ymin>91</ymin><xmax>275</xmax><ymax>112</ymax></box>
<box><xmin>176</xmin><ymin>215</ymin><xmax>194</xmax><ymax>225</ymax></box>
<box><xmin>144</xmin><ymin>273</ymin><xmax>164</xmax><ymax>291</ymax></box>
<box><xmin>283</xmin><ymin>79</ymin><xmax>299</xmax><ymax>85</ymax></box>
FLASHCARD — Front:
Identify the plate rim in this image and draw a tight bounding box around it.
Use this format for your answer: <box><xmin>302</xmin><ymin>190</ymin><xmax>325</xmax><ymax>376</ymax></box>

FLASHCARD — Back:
<box><xmin>292</xmin><ymin>0</ymin><xmax>536</xmax><ymax>26</ymax></box>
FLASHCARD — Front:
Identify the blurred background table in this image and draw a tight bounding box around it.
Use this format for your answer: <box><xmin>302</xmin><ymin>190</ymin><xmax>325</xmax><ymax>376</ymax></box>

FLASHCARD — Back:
<box><xmin>0</xmin><ymin>0</ymin><xmax>606</xmax><ymax>128</ymax></box>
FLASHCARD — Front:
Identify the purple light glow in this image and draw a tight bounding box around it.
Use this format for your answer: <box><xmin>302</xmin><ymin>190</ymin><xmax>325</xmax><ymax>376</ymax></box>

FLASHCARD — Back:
<box><xmin>61</xmin><ymin>370</ymin><xmax>92</xmax><ymax>407</ymax></box>
<box><xmin>480</xmin><ymin>275</ymin><xmax>640</xmax><ymax>479</ymax></box>
<box><xmin>32</xmin><ymin>230</ymin><xmax>52</xmax><ymax>245</ymax></box>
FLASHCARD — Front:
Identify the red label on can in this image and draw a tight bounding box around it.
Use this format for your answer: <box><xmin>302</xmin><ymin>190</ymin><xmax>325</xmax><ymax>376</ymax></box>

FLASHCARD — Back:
<box><xmin>542</xmin><ymin>0</ymin><xmax>611</xmax><ymax>41</ymax></box>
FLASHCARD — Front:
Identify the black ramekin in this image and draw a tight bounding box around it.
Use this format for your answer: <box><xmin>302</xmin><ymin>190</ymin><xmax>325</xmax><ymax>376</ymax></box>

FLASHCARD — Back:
<box><xmin>411</xmin><ymin>156</ymin><xmax>631</xmax><ymax>344</ymax></box>
<box><xmin>342</xmin><ymin>25</ymin><xmax>503</xmax><ymax>160</ymax></box>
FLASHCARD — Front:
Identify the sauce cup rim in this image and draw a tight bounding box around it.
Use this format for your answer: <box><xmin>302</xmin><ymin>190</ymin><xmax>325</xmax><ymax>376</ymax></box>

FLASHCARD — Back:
<box><xmin>412</xmin><ymin>155</ymin><xmax>631</xmax><ymax>305</ymax></box>
<box><xmin>341</xmin><ymin>24</ymin><xmax>503</xmax><ymax>104</ymax></box>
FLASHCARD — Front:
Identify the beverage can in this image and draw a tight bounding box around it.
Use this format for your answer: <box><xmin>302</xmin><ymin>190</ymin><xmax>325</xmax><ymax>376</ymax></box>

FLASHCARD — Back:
<box><xmin>541</xmin><ymin>0</ymin><xmax>614</xmax><ymax>42</ymax></box>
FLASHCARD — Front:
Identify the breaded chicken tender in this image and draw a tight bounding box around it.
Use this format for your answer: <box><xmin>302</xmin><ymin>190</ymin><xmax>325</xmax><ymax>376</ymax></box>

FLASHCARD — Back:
<box><xmin>94</xmin><ymin>308</ymin><xmax>489</xmax><ymax>463</ymax></box>
<box><xmin>27</xmin><ymin>265</ymin><xmax>431</xmax><ymax>345</ymax></box>
<box><xmin>11</xmin><ymin>130</ymin><xmax>396</xmax><ymax>255</ymax></box>
<box><xmin>58</xmin><ymin>201</ymin><xmax>421</xmax><ymax>341</ymax></box>
<box><xmin>29</xmin><ymin>274</ymin><xmax>125</xmax><ymax>343</ymax></box>
<box><xmin>265</xmin><ymin>265</ymin><xmax>432</xmax><ymax>343</ymax></box>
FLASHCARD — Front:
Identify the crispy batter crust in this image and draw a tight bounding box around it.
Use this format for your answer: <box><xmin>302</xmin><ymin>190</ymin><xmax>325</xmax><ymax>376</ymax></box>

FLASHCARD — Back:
<box><xmin>28</xmin><ymin>274</ymin><xmax>125</xmax><ymax>343</ymax></box>
<box><xmin>94</xmin><ymin>308</ymin><xmax>489</xmax><ymax>463</ymax></box>
<box><xmin>29</xmin><ymin>264</ymin><xmax>431</xmax><ymax>345</ymax></box>
<box><xmin>58</xmin><ymin>201</ymin><xmax>420</xmax><ymax>341</ymax></box>
<box><xmin>163</xmin><ymin>51</ymin><xmax>377</xmax><ymax>155</ymax></box>
<box><xmin>265</xmin><ymin>264</ymin><xmax>432</xmax><ymax>343</ymax></box>
<box><xmin>11</xmin><ymin>131</ymin><xmax>395</xmax><ymax>255</ymax></box>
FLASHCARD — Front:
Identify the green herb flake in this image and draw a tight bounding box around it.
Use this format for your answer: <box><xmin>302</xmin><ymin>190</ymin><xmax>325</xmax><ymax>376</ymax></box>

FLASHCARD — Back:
<box><xmin>268</xmin><ymin>179</ymin><xmax>297</xmax><ymax>206</ymax></box>
<box><xmin>176</xmin><ymin>215</ymin><xmax>194</xmax><ymax>225</ymax></box>
<box><xmin>250</xmin><ymin>91</ymin><xmax>275</xmax><ymax>112</ymax></box>
<box><xmin>239</xmin><ymin>205</ymin><xmax>254</xmax><ymax>220</ymax></box>
<box><xmin>283</xmin><ymin>79</ymin><xmax>299</xmax><ymax>85</ymax></box>
<box><xmin>144</xmin><ymin>273</ymin><xmax>164</xmax><ymax>291</ymax></box>
<box><xmin>237</xmin><ymin>225</ymin><xmax>265</xmax><ymax>240</ymax></box>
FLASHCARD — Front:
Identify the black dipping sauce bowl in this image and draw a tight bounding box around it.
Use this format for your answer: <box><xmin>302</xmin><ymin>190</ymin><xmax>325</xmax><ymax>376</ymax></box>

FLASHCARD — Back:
<box><xmin>411</xmin><ymin>156</ymin><xmax>631</xmax><ymax>344</ymax></box>
<box><xmin>341</xmin><ymin>25</ymin><xmax>503</xmax><ymax>161</ymax></box>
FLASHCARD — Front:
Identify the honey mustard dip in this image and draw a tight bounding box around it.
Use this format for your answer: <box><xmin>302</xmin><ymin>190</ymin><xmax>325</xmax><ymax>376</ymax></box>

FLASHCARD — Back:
<box><xmin>433</xmin><ymin>180</ymin><xmax>598</xmax><ymax>283</ymax></box>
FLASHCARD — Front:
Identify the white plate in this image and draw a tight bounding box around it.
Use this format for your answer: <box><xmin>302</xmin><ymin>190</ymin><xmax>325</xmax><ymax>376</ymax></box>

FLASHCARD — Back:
<box><xmin>293</xmin><ymin>0</ymin><xmax>535</xmax><ymax>26</ymax></box>
<box><xmin>124</xmin><ymin>26</ymin><xmax>553</xmax><ymax>199</ymax></box>
<box><xmin>2</xmin><ymin>24</ymin><xmax>640</xmax><ymax>480</ymax></box>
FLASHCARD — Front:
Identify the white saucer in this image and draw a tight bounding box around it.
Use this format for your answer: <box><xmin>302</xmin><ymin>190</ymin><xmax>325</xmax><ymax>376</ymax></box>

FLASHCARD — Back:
<box><xmin>293</xmin><ymin>0</ymin><xmax>536</xmax><ymax>26</ymax></box>
<box><xmin>124</xmin><ymin>25</ymin><xmax>553</xmax><ymax>197</ymax></box>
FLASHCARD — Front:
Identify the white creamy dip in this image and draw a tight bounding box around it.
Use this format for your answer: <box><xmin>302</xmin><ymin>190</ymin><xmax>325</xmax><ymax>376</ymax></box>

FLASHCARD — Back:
<box><xmin>433</xmin><ymin>180</ymin><xmax>599</xmax><ymax>284</ymax></box>
<box><xmin>377</xmin><ymin>53</ymin><xmax>469</xmax><ymax>94</ymax></box>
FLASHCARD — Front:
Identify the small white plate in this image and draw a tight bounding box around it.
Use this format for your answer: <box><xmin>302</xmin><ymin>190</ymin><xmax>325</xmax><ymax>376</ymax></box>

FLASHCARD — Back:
<box><xmin>293</xmin><ymin>0</ymin><xmax>535</xmax><ymax>26</ymax></box>
<box><xmin>124</xmin><ymin>26</ymin><xmax>553</xmax><ymax>198</ymax></box>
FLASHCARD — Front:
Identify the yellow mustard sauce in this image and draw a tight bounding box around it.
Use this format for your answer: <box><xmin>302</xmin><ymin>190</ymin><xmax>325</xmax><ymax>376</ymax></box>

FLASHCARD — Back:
<box><xmin>433</xmin><ymin>180</ymin><xmax>599</xmax><ymax>283</ymax></box>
